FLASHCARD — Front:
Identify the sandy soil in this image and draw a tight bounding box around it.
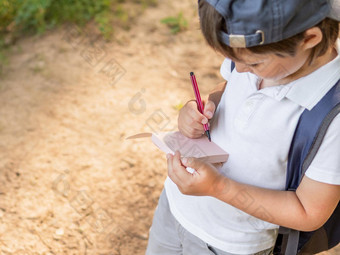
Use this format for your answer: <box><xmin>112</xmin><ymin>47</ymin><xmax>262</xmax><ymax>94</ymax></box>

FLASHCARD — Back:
<box><xmin>0</xmin><ymin>1</ymin><xmax>339</xmax><ymax>254</ymax></box>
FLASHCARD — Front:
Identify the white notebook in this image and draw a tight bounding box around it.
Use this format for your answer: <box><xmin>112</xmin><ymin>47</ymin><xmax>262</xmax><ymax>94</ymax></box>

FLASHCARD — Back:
<box><xmin>127</xmin><ymin>131</ymin><xmax>229</xmax><ymax>164</ymax></box>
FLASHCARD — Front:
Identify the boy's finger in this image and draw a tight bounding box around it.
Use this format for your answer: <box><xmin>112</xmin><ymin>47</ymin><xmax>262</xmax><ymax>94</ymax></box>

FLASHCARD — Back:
<box><xmin>185</xmin><ymin>100</ymin><xmax>209</xmax><ymax>124</ymax></box>
<box><xmin>203</xmin><ymin>101</ymin><xmax>216</xmax><ymax>119</ymax></box>
<box><xmin>180</xmin><ymin>126</ymin><xmax>204</xmax><ymax>139</ymax></box>
<box><xmin>181</xmin><ymin>120</ymin><xmax>206</xmax><ymax>134</ymax></box>
<box><xmin>187</xmin><ymin>106</ymin><xmax>209</xmax><ymax>125</ymax></box>
<box><xmin>173</xmin><ymin>151</ymin><xmax>184</xmax><ymax>170</ymax></box>
<box><xmin>167</xmin><ymin>154</ymin><xmax>180</xmax><ymax>183</ymax></box>
<box><xmin>186</xmin><ymin>100</ymin><xmax>198</xmax><ymax>109</ymax></box>
<box><xmin>212</xmin><ymin>162</ymin><xmax>223</xmax><ymax>169</ymax></box>
<box><xmin>187</xmin><ymin>120</ymin><xmax>207</xmax><ymax>132</ymax></box>
<box><xmin>173</xmin><ymin>151</ymin><xmax>193</xmax><ymax>179</ymax></box>
<box><xmin>181</xmin><ymin>157</ymin><xmax>205</xmax><ymax>172</ymax></box>
<box><xmin>167</xmin><ymin>153</ymin><xmax>174</xmax><ymax>170</ymax></box>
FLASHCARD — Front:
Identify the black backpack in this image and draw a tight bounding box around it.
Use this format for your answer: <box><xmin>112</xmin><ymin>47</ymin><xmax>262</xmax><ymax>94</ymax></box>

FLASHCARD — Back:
<box><xmin>274</xmin><ymin>79</ymin><xmax>340</xmax><ymax>254</ymax></box>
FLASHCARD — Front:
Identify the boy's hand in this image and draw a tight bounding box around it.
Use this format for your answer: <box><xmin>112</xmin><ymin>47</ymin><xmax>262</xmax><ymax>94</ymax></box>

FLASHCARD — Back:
<box><xmin>167</xmin><ymin>151</ymin><xmax>228</xmax><ymax>197</ymax></box>
<box><xmin>178</xmin><ymin>100</ymin><xmax>216</xmax><ymax>138</ymax></box>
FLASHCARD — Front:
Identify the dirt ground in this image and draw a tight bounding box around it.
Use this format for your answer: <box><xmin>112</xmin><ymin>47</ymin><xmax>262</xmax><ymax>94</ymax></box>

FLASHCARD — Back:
<box><xmin>0</xmin><ymin>1</ymin><xmax>339</xmax><ymax>254</ymax></box>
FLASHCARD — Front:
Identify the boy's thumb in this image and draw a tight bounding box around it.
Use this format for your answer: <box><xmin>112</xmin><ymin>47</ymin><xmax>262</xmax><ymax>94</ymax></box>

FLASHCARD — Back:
<box><xmin>203</xmin><ymin>101</ymin><xmax>216</xmax><ymax>119</ymax></box>
<box><xmin>181</xmin><ymin>157</ymin><xmax>203</xmax><ymax>170</ymax></box>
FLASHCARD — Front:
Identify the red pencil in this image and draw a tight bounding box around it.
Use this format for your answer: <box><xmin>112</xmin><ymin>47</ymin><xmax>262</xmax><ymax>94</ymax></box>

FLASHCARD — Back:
<box><xmin>190</xmin><ymin>72</ymin><xmax>211</xmax><ymax>142</ymax></box>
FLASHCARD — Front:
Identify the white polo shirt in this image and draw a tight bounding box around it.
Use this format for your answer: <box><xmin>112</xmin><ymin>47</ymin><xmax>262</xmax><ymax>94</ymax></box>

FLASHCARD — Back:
<box><xmin>164</xmin><ymin>40</ymin><xmax>340</xmax><ymax>254</ymax></box>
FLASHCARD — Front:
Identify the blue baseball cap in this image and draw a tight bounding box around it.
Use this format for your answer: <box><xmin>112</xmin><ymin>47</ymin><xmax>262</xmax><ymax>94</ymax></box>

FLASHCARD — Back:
<box><xmin>202</xmin><ymin>0</ymin><xmax>335</xmax><ymax>48</ymax></box>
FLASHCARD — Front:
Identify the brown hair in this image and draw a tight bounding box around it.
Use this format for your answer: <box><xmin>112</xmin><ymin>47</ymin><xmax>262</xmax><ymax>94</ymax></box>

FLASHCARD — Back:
<box><xmin>199</xmin><ymin>0</ymin><xmax>339</xmax><ymax>64</ymax></box>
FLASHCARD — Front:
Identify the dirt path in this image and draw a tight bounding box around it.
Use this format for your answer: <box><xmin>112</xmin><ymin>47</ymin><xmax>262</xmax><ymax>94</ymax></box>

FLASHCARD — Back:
<box><xmin>0</xmin><ymin>1</ymin><xmax>339</xmax><ymax>254</ymax></box>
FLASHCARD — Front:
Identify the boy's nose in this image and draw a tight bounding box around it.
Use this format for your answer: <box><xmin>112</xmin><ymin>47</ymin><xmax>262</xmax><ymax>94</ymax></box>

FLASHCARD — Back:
<box><xmin>235</xmin><ymin>62</ymin><xmax>251</xmax><ymax>73</ymax></box>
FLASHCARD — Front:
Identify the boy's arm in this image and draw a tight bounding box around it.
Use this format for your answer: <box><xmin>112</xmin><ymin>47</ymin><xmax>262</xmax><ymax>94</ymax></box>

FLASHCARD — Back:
<box><xmin>167</xmin><ymin>152</ymin><xmax>340</xmax><ymax>232</ymax></box>
<box><xmin>206</xmin><ymin>81</ymin><xmax>227</xmax><ymax>109</ymax></box>
<box><xmin>216</xmin><ymin>174</ymin><xmax>340</xmax><ymax>231</ymax></box>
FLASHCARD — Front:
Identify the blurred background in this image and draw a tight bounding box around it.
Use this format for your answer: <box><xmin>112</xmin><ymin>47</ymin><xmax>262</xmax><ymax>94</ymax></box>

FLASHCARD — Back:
<box><xmin>0</xmin><ymin>0</ymin><xmax>338</xmax><ymax>254</ymax></box>
<box><xmin>0</xmin><ymin>0</ymin><xmax>224</xmax><ymax>254</ymax></box>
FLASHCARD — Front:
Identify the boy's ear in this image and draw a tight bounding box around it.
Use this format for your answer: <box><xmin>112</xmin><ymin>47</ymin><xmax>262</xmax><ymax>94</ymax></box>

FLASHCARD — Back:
<box><xmin>301</xmin><ymin>27</ymin><xmax>323</xmax><ymax>50</ymax></box>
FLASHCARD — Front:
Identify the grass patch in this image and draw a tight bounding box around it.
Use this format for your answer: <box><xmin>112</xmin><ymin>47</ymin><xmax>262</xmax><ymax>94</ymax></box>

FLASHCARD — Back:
<box><xmin>0</xmin><ymin>0</ymin><xmax>159</xmax><ymax>67</ymax></box>
<box><xmin>161</xmin><ymin>12</ymin><xmax>188</xmax><ymax>34</ymax></box>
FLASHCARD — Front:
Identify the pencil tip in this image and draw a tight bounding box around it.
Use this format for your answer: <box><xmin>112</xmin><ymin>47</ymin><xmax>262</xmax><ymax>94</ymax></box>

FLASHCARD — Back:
<box><xmin>206</xmin><ymin>130</ymin><xmax>211</xmax><ymax>142</ymax></box>
<box><xmin>190</xmin><ymin>72</ymin><xmax>194</xmax><ymax>76</ymax></box>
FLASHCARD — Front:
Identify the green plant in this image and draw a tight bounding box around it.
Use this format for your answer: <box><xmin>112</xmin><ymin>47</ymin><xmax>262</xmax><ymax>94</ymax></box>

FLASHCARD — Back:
<box><xmin>139</xmin><ymin>0</ymin><xmax>158</xmax><ymax>9</ymax></box>
<box><xmin>161</xmin><ymin>12</ymin><xmax>188</xmax><ymax>34</ymax></box>
<box><xmin>0</xmin><ymin>0</ymin><xmax>158</xmax><ymax>38</ymax></box>
<box><xmin>14</xmin><ymin>0</ymin><xmax>52</xmax><ymax>34</ymax></box>
<box><xmin>0</xmin><ymin>38</ymin><xmax>8</xmax><ymax>74</ymax></box>
<box><xmin>0</xmin><ymin>0</ymin><xmax>159</xmax><ymax>67</ymax></box>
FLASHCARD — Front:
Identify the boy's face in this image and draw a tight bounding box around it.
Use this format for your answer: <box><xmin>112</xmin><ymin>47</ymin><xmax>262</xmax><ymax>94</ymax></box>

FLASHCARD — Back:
<box><xmin>231</xmin><ymin>47</ymin><xmax>310</xmax><ymax>84</ymax></box>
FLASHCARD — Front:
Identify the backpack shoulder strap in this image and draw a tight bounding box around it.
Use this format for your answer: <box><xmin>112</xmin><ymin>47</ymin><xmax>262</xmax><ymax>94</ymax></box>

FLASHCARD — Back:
<box><xmin>275</xmin><ymin>79</ymin><xmax>340</xmax><ymax>255</ymax></box>
<box><xmin>231</xmin><ymin>61</ymin><xmax>235</xmax><ymax>72</ymax></box>
<box><xmin>301</xmin><ymin>103</ymin><xmax>340</xmax><ymax>174</ymax></box>
<box><xmin>285</xmin><ymin>79</ymin><xmax>340</xmax><ymax>190</ymax></box>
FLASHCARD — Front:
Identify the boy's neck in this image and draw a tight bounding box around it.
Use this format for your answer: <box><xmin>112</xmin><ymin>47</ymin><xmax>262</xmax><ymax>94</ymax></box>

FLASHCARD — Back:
<box><xmin>260</xmin><ymin>47</ymin><xmax>338</xmax><ymax>89</ymax></box>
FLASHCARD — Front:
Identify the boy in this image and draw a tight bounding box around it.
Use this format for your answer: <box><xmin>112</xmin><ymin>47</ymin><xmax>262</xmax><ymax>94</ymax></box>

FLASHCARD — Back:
<box><xmin>146</xmin><ymin>0</ymin><xmax>340</xmax><ymax>254</ymax></box>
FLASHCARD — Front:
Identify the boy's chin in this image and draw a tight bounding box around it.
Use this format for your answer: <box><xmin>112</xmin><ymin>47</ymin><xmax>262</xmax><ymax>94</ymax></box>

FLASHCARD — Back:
<box><xmin>258</xmin><ymin>76</ymin><xmax>290</xmax><ymax>87</ymax></box>
<box><xmin>262</xmin><ymin>74</ymin><xmax>290</xmax><ymax>82</ymax></box>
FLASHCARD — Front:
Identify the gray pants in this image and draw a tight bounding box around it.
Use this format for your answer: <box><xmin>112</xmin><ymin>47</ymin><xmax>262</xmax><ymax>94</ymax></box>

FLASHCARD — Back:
<box><xmin>146</xmin><ymin>190</ymin><xmax>273</xmax><ymax>255</ymax></box>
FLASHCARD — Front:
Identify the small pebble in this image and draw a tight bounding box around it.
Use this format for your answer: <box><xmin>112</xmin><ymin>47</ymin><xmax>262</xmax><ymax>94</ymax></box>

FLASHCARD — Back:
<box><xmin>55</xmin><ymin>228</ymin><xmax>64</xmax><ymax>236</ymax></box>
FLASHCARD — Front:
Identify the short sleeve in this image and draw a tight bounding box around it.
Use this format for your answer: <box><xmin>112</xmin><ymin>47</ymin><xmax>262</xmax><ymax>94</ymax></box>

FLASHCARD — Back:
<box><xmin>305</xmin><ymin>113</ymin><xmax>340</xmax><ymax>185</ymax></box>
<box><xmin>220</xmin><ymin>58</ymin><xmax>233</xmax><ymax>81</ymax></box>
